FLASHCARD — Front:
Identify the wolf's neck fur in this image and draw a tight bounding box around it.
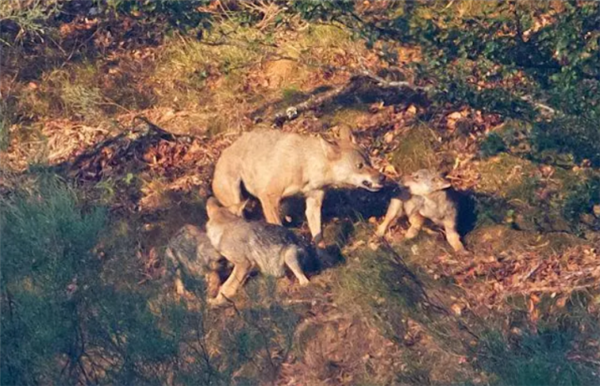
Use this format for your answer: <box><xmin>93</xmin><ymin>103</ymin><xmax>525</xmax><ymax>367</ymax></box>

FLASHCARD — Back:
<box><xmin>302</xmin><ymin>138</ymin><xmax>337</xmax><ymax>189</ymax></box>
<box><xmin>422</xmin><ymin>190</ymin><xmax>447</xmax><ymax>202</ymax></box>
<box><xmin>206</xmin><ymin>208</ymin><xmax>239</xmax><ymax>249</ymax></box>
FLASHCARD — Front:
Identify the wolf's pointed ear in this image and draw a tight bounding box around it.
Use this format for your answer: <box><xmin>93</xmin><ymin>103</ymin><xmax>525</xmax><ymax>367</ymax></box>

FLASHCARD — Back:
<box><xmin>338</xmin><ymin>125</ymin><xmax>357</xmax><ymax>145</ymax></box>
<box><xmin>320</xmin><ymin>137</ymin><xmax>341</xmax><ymax>160</ymax></box>
<box><xmin>206</xmin><ymin>197</ymin><xmax>220</xmax><ymax>219</ymax></box>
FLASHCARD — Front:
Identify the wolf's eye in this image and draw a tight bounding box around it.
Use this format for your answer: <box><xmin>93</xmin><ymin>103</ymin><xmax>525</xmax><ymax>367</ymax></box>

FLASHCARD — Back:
<box><xmin>356</xmin><ymin>162</ymin><xmax>364</xmax><ymax>169</ymax></box>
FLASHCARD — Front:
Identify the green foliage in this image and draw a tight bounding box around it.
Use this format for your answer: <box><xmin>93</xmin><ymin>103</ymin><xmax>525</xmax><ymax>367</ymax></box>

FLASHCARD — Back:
<box><xmin>476</xmin><ymin>328</ymin><xmax>597</xmax><ymax>386</ymax></box>
<box><xmin>0</xmin><ymin>176</ymin><xmax>178</xmax><ymax>385</ymax></box>
<box><xmin>562</xmin><ymin>174</ymin><xmax>600</xmax><ymax>232</ymax></box>
<box><xmin>286</xmin><ymin>0</ymin><xmax>354</xmax><ymax>22</ymax></box>
<box><xmin>479</xmin><ymin>132</ymin><xmax>507</xmax><ymax>158</ymax></box>
<box><xmin>0</xmin><ymin>100</ymin><xmax>12</xmax><ymax>150</ymax></box>
<box><xmin>299</xmin><ymin>1</ymin><xmax>600</xmax><ymax>164</ymax></box>
<box><xmin>1</xmin><ymin>175</ymin><xmax>106</xmax><ymax>384</ymax></box>
<box><xmin>411</xmin><ymin>2</ymin><xmax>600</xmax><ymax>162</ymax></box>
<box><xmin>103</xmin><ymin>0</ymin><xmax>212</xmax><ymax>32</ymax></box>
<box><xmin>0</xmin><ymin>1</ymin><xmax>60</xmax><ymax>45</ymax></box>
<box><xmin>0</xmin><ymin>177</ymin><xmax>303</xmax><ymax>384</ymax></box>
<box><xmin>532</xmin><ymin>115</ymin><xmax>600</xmax><ymax>166</ymax></box>
<box><xmin>336</xmin><ymin>231</ymin><xmax>432</xmax><ymax>343</ymax></box>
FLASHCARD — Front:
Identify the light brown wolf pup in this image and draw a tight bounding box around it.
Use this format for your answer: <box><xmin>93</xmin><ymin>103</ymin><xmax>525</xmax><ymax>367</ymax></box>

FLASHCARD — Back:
<box><xmin>376</xmin><ymin>169</ymin><xmax>465</xmax><ymax>252</ymax></box>
<box><xmin>212</xmin><ymin>126</ymin><xmax>384</xmax><ymax>245</ymax></box>
<box><xmin>205</xmin><ymin>197</ymin><xmax>310</xmax><ymax>306</ymax></box>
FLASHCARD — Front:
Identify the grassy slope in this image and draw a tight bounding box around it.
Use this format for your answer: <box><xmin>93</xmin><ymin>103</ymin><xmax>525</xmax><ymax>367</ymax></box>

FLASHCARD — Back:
<box><xmin>2</xmin><ymin>7</ymin><xmax>600</xmax><ymax>386</ymax></box>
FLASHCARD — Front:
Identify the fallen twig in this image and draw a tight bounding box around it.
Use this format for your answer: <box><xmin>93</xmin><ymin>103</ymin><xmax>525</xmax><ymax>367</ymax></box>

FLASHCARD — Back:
<box><xmin>505</xmin><ymin>284</ymin><xmax>595</xmax><ymax>298</ymax></box>
<box><xmin>52</xmin><ymin>116</ymin><xmax>197</xmax><ymax>179</ymax></box>
<box><xmin>272</xmin><ymin>82</ymin><xmax>357</xmax><ymax>126</ymax></box>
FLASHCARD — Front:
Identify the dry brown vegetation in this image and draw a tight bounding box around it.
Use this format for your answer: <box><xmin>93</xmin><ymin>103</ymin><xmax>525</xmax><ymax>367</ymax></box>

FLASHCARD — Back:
<box><xmin>2</xmin><ymin>1</ymin><xmax>600</xmax><ymax>385</ymax></box>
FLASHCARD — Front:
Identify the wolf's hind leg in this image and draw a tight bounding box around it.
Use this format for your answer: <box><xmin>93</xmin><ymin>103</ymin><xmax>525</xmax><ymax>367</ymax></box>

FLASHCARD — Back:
<box><xmin>444</xmin><ymin>219</ymin><xmax>465</xmax><ymax>252</ymax></box>
<box><xmin>284</xmin><ymin>247</ymin><xmax>309</xmax><ymax>286</ymax></box>
<box><xmin>174</xmin><ymin>268</ymin><xmax>185</xmax><ymax>296</ymax></box>
<box><xmin>205</xmin><ymin>270</ymin><xmax>221</xmax><ymax>299</ymax></box>
<box><xmin>405</xmin><ymin>212</ymin><xmax>425</xmax><ymax>239</ymax></box>
<box><xmin>210</xmin><ymin>259</ymin><xmax>251</xmax><ymax>306</ymax></box>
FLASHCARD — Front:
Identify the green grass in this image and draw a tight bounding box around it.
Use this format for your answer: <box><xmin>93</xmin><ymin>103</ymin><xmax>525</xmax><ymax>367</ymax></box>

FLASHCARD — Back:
<box><xmin>49</xmin><ymin>67</ymin><xmax>104</xmax><ymax>119</ymax></box>
<box><xmin>0</xmin><ymin>175</ymin><xmax>303</xmax><ymax>384</ymax></box>
<box><xmin>0</xmin><ymin>101</ymin><xmax>12</xmax><ymax>151</ymax></box>
<box><xmin>390</xmin><ymin>125</ymin><xmax>439</xmax><ymax>175</ymax></box>
<box><xmin>0</xmin><ymin>1</ymin><xmax>60</xmax><ymax>43</ymax></box>
<box><xmin>475</xmin><ymin>327</ymin><xmax>597</xmax><ymax>386</ymax></box>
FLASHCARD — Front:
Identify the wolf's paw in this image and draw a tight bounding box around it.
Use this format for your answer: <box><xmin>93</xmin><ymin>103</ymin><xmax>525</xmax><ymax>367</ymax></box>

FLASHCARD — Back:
<box><xmin>207</xmin><ymin>294</ymin><xmax>228</xmax><ymax>308</ymax></box>
<box><xmin>366</xmin><ymin>234</ymin><xmax>383</xmax><ymax>250</ymax></box>
<box><xmin>405</xmin><ymin>229</ymin><xmax>420</xmax><ymax>239</ymax></box>
<box><xmin>375</xmin><ymin>226</ymin><xmax>387</xmax><ymax>238</ymax></box>
<box><xmin>454</xmin><ymin>247</ymin><xmax>472</xmax><ymax>257</ymax></box>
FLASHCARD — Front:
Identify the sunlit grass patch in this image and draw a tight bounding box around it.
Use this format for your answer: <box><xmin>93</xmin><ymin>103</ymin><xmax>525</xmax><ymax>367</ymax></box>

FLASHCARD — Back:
<box><xmin>282</xmin><ymin>24</ymin><xmax>354</xmax><ymax>60</ymax></box>
<box><xmin>476</xmin><ymin>153</ymin><xmax>538</xmax><ymax>200</ymax></box>
<box><xmin>19</xmin><ymin>65</ymin><xmax>105</xmax><ymax>121</ymax></box>
<box><xmin>390</xmin><ymin>124</ymin><xmax>439</xmax><ymax>175</ymax></box>
<box><xmin>151</xmin><ymin>26</ymin><xmax>263</xmax><ymax>105</ymax></box>
<box><xmin>0</xmin><ymin>100</ymin><xmax>13</xmax><ymax>150</ymax></box>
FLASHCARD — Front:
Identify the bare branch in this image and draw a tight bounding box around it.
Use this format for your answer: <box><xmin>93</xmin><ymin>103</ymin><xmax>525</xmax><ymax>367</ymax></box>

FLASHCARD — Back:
<box><xmin>520</xmin><ymin>95</ymin><xmax>558</xmax><ymax>116</ymax></box>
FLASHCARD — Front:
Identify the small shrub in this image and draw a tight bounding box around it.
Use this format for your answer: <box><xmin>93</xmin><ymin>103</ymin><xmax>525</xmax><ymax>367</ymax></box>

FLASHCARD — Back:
<box><xmin>0</xmin><ymin>1</ymin><xmax>60</xmax><ymax>44</ymax></box>
<box><xmin>532</xmin><ymin>116</ymin><xmax>600</xmax><ymax>167</ymax></box>
<box><xmin>36</xmin><ymin>68</ymin><xmax>105</xmax><ymax>120</ymax></box>
<box><xmin>104</xmin><ymin>0</ymin><xmax>211</xmax><ymax>32</ymax></box>
<box><xmin>1</xmin><ymin>175</ymin><xmax>107</xmax><ymax>384</ymax></box>
<box><xmin>286</xmin><ymin>1</ymin><xmax>354</xmax><ymax>23</ymax></box>
<box><xmin>479</xmin><ymin>132</ymin><xmax>507</xmax><ymax>158</ymax></box>
<box><xmin>0</xmin><ymin>176</ymin><xmax>182</xmax><ymax>385</ymax></box>
<box><xmin>562</xmin><ymin>174</ymin><xmax>600</xmax><ymax>232</ymax></box>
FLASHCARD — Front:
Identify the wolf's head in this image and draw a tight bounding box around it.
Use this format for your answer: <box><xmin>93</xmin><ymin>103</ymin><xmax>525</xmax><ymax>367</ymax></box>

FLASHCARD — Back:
<box><xmin>401</xmin><ymin>169</ymin><xmax>451</xmax><ymax>196</ymax></box>
<box><xmin>206</xmin><ymin>197</ymin><xmax>240</xmax><ymax>223</ymax></box>
<box><xmin>320</xmin><ymin>125</ymin><xmax>385</xmax><ymax>192</ymax></box>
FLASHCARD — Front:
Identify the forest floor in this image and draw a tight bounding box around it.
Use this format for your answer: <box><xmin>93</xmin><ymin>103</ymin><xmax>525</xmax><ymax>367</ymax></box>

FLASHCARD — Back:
<box><xmin>2</xmin><ymin>3</ymin><xmax>600</xmax><ymax>385</ymax></box>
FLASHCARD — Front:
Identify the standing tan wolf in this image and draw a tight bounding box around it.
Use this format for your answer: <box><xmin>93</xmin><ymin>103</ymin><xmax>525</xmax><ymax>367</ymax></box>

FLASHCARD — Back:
<box><xmin>212</xmin><ymin>126</ymin><xmax>385</xmax><ymax>245</ymax></box>
<box><xmin>205</xmin><ymin>197</ymin><xmax>310</xmax><ymax>306</ymax></box>
<box><xmin>376</xmin><ymin>169</ymin><xmax>466</xmax><ymax>252</ymax></box>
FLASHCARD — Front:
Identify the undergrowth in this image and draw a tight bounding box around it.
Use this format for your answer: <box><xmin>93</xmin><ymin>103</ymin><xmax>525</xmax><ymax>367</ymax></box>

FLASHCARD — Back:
<box><xmin>475</xmin><ymin>327</ymin><xmax>597</xmax><ymax>386</ymax></box>
<box><xmin>0</xmin><ymin>174</ymin><xmax>301</xmax><ymax>385</ymax></box>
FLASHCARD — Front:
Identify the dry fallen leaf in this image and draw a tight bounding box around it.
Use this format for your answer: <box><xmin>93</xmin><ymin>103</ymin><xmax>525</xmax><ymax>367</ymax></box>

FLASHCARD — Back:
<box><xmin>451</xmin><ymin>303</ymin><xmax>463</xmax><ymax>316</ymax></box>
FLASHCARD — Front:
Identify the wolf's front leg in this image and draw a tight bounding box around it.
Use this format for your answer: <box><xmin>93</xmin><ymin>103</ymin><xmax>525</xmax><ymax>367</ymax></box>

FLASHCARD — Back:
<box><xmin>443</xmin><ymin>219</ymin><xmax>465</xmax><ymax>253</ymax></box>
<box><xmin>260</xmin><ymin>194</ymin><xmax>282</xmax><ymax>225</ymax></box>
<box><xmin>377</xmin><ymin>197</ymin><xmax>404</xmax><ymax>237</ymax></box>
<box><xmin>305</xmin><ymin>190</ymin><xmax>325</xmax><ymax>247</ymax></box>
